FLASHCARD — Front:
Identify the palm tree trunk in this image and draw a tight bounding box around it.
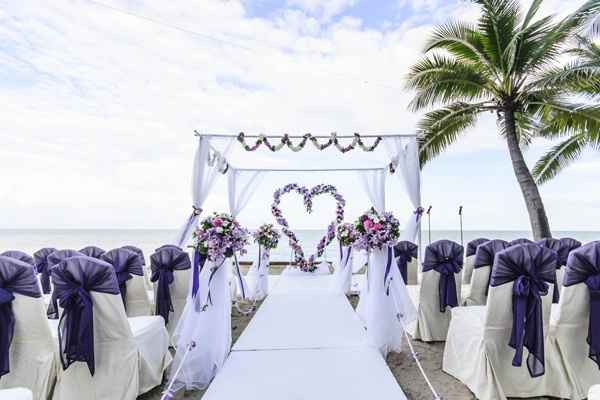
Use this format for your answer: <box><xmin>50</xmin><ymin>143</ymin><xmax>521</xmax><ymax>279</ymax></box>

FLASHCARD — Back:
<box><xmin>503</xmin><ymin>108</ymin><xmax>552</xmax><ymax>239</ymax></box>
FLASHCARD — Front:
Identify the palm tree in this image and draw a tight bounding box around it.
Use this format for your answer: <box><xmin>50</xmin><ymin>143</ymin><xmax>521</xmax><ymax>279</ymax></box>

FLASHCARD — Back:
<box><xmin>406</xmin><ymin>0</ymin><xmax>600</xmax><ymax>239</ymax></box>
<box><xmin>532</xmin><ymin>34</ymin><xmax>600</xmax><ymax>183</ymax></box>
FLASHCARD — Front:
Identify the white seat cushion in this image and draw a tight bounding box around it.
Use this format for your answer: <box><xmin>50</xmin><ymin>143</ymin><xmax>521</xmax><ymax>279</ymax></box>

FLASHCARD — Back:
<box><xmin>0</xmin><ymin>388</ymin><xmax>33</xmax><ymax>400</ymax></box>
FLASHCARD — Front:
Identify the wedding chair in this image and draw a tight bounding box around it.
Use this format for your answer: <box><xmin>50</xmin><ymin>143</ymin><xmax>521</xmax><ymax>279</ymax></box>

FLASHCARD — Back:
<box><xmin>79</xmin><ymin>246</ymin><xmax>105</xmax><ymax>259</ymax></box>
<box><xmin>443</xmin><ymin>244</ymin><xmax>557</xmax><ymax>400</ymax></box>
<box><xmin>46</xmin><ymin>250</ymin><xmax>85</xmax><ymax>319</ymax></box>
<box><xmin>411</xmin><ymin>240</ymin><xmax>463</xmax><ymax>342</ymax></box>
<box><xmin>508</xmin><ymin>238</ymin><xmax>534</xmax><ymax>246</ymax></box>
<box><xmin>463</xmin><ymin>239</ymin><xmax>509</xmax><ymax>306</ymax></box>
<box><xmin>50</xmin><ymin>256</ymin><xmax>171</xmax><ymax>399</ymax></box>
<box><xmin>0</xmin><ymin>251</ymin><xmax>34</xmax><ymax>266</ymax></box>
<box><xmin>394</xmin><ymin>241</ymin><xmax>418</xmax><ymax>285</ymax></box>
<box><xmin>463</xmin><ymin>238</ymin><xmax>489</xmax><ymax>284</ymax></box>
<box><xmin>545</xmin><ymin>241</ymin><xmax>600</xmax><ymax>400</ymax></box>
<box><xmin>123</xmin><ymin>245</ymin><xmax>153</xmax><ymax>293</ymax></box>
<box><xmin>33</xmin><ymin>248</ymin><xmax>57</xmax><ymax>295</ymax></box>
<box><xmin>0</xmin><ymin>256</ymin><xmax>57</xmax><ymax>400</ymax></box>
<box><xmin>150</xmin><ymin>247</ymin><xmax>191</xmax><ymax>338</ymax></box>
<box><xmin>537</xmin><ymin>237</ymin><xmax>581</xmax><ymax>303</ymax></box>
<box><xmin>101</xmin><ymin>248</ymin><xmax>151</xmax><ymax>317</ymax></box>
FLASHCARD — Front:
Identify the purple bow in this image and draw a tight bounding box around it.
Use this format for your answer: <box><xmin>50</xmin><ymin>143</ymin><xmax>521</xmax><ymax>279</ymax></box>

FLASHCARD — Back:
<box><xmin>564</xmin><ymin>241</ymin><xmax>600</xmax><ymax>369</ymax></box>
<box><xmin>34</xmin><ymin>248</ymin><xmax>57</xmax><ymax>294</ymax></box>
<box><xmin>52</xmin><ymin>256</ymin><xmax>119</xmax><ymax>376</ymax></box>
<box><xmin>394</xmin><ymin>241</ymin><xmax>418</xmax><ymax>284</ymax></box>
<box><xmin>466</xmin><ymin>238</ymin><xmax>489</xmax><ymax>257</ymax></box>
<box><xmin>101</xmin><ymin>248</ymin><xmax>144</xmax><ymax>309</ymax></box>
<box><xmin>150</xmin><ymin>248</ymin><xmax>191</xmax><ymax>325</ymax></box>
<box><xmin>491</xmin><ymin>244</ymin><xmax>557</xmax><ymax>377</ymax></box>
<box><xmin>422</xmin><ymin>240</ymin><xmax>463</xmax><ymax>312</ymax></box>
<box><xmin>0</xmin><ymin>256</ymin><xmax>41</xmax><ymax>378</ymax></box>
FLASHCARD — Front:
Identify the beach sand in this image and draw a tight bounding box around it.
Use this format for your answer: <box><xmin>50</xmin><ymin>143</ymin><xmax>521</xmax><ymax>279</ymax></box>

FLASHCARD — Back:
<box><xmin>139</xmin><ymin>294</ymin><xmax>481</xmax><ymax>400</ymax></box>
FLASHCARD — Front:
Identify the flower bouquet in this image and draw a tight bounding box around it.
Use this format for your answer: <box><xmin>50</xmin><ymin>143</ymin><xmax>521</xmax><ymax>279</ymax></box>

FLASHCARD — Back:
<box><xmin>253</xmin><ymin>223</ymin><xmax>280</xmax><ymax>250</ymax></box>
<box><xmin>193</xmin><ymin>212</ymin><xmax>249</xmax><ymax>262</ymax></box>
<box><xmin>353</xmin><ymin>208</ymin><xmax>400</xmax><ymax>251</ymax></box>
<box><xmin>337</xmin><ymin>223</ymin><xmax>359</xmax><ymax>246</ymax></box>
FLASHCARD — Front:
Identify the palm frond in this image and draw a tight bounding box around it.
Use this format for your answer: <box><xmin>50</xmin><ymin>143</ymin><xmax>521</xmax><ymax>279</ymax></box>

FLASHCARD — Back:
<box><xmin>417</xmin><ymin>102</ymin><xmax>485</xmax><ymax>165</ymax></box>
<box><xmin>406</xmin><ymin>54</ymin><xmax>495</xmax><ymax>111</ymax></box>
<box><xmin>532</xmin><ymin>102</ymin><xmax>600</xmax><ymax>139</ymax></box>
<box><xmin>532</xmin><ymin>134</ymin><xmax>588</xmax><ymax>183</ymax></box>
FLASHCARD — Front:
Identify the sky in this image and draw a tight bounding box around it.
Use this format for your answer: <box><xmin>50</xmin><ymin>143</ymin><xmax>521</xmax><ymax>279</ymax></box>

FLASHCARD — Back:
<box><xmin>0</xmin><ymin>0</ymin><xmax>599</xmax><ymax>232</ymax></box>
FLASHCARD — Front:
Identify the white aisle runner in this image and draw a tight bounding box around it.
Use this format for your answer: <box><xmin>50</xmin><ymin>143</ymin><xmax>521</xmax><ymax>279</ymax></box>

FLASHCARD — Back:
<box><xmin>202</xmin><ymin>274</ymin><xmax>407</xmax><ymax>400</ymax></box>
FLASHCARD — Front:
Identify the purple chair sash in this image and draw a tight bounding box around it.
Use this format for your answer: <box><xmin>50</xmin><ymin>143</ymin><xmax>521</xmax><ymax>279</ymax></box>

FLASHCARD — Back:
<box><xmin>121</xmin><ymin>246</ymin><xmax>145</xmax><ymax>266</ymax></box>
<box><xmin>79</xmin><ymin>246</ymin><xmax>106</xmax><ymax>259</ymax></box>
<box><xmin>466</xmin><ymin>238</ymin><xmax>489</xmax><ymax>257</ymax></box>
<box><xmin>564</xmin><ymin>241</ymin><xmax>600</xmax><ymax>369</ymax></box>
<box><xmin>0</xmin><ymin>251</ymin><xmax>34</xmax><ymax>267</ymax></box>
<box><xmin>422</xmin><ymin>240</ymin><xmax>464</xmax><ymax>312</ymax></box>
<box><xmin>0</xmin><ymin>256</ymin><xmax>41</xmax><ymax>378</ymax></box>
<box><xmin>51</xmin><ymin>256</ymin><xmax>119</xmax><ymax>376</ymax></box>
<box><xmin>491</xmin><ymin>244</ymin><xmax>557</xmax><ymax>377</ymax></box>
<box><xmin>101</xmin><ymin>248</ymin><xmax>144</xmax><ymax>308</ymax></box>
<box><xmin>393</xmin><ymin>241</ymin><xmax>418</xmax><ymax>284</ymax></box>
<box><xmin>536</xmin><ymin>238</ymin><xmax>579</xmax><ymax>303</ymax></box>
<box><xmin>46</xmin><ymin>250</ymin><xmax>85</xmax><ymax>320</ymax></box>
<box><xmin>473</xmin><ymin>239</ymin><xmax>510</xmax><ymax>295</ymax></box>
<box><xmin>34</xmin><ymin>248</ymin><xmax>57</xmax><ymax>294</ymax></box>
<box><xmin>155</xmin><ymin>245</ymin><xmax>182</xmax><ymax>252</ymax></box>
<box><xmin>150</xmin><ymin>248</ymin><xmax>191</xmax><ymax>325</ymax></box>
<box><xmin>509</xmin><ymin>238</ymin><xmax>534</xmax><ymax>247</ymax></box>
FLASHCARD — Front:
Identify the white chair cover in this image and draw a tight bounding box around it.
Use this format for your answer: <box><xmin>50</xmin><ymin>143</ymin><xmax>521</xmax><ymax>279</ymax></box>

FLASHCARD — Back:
<box><xmin>51</xmin><ymin>291</ymin><xmax>171</xmax><ymax>399</ymax></box>
<box><xmin>464</xmin><ymin>265</ymin><xmax>489</xmax><ymax>306</ymax></box>
<box><xmin>443</xmin><ymin>282</ymin><xmax>554</xmax><ymax>400</ymax></box>
<box><xmin>547</xmin><ymin>283</ymin><xmax>600</xmax><ymax>399</ymax></box>
<box><xmin>0</xmin><ymin>388</ymin><xmax>33</xmax><ymax>400</ymax></box>
<box><xmin>169</xmin><ymin>259</ymin><xmax>232</xmax><ymax>391</ymax></box>
<box><xmin>154</xmin><ymin>269</ymin><xmax>190</xmax><ymax>339</ymax></box>
<box><xmin>125</xmin><ymin>275</ymin><xmax>152</xmax><ymax>317</ymax></box>
<box><xmin>0</xmin><ymin>294</ymin><xmax>57</xmax><ymax>400</ymax></box>
<box><xmin>463</xmin><ymin>254</ymin><xmax>475</xmax><ymax>284</ymax></box>
<box><xmin>406</xmin><ymin>258</ymin><xmax>418</xmax><ymax>285</ymax></box>
<box><xmin>331</xmin><ymin>245</ymin><xmax>353</xmax><ymax>294</ymax></box>
<box><xmin>52</xmin><ymin>292</ymin><xmax>140</xmax><ymax>400</ymax></box>
<box><xmin>590</xmin><ymin>385</ymin><xmax>600</xmax><ymax>400</ymax></box>
<box><xmin>411</xmin><ymin>268</ymin><xmax>462</xmax><ymax>342</ymax></box>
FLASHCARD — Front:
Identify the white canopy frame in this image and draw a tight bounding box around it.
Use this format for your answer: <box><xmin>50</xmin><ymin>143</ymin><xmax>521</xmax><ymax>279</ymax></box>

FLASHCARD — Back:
<box><xmin>175</xmin><ymin>132</ymin><xmax>423</xmax><ymax>250</ymax></box>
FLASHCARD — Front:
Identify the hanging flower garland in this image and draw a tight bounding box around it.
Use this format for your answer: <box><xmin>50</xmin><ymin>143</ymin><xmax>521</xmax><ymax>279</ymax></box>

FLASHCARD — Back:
<box><xmin>271</xmin><ymin>183</ymin><xmax>345</xmax><ymax>272</ymax></box>
<box><xmin>237</xmin><ymin>132</ymin><xmax>383</xmax><ymax>153</ymax></box>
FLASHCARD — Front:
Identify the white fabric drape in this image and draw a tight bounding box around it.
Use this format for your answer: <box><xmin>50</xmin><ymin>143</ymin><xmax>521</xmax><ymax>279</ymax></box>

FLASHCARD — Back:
<box><xmin>331</xmin><ymin>243</ymin><xmax>353</xmax><ymax>294</ymax></box>
<box><xmin>357</xmin><ymin>169</ymin><xmax>386</xmax><ymax>212</ymax></box>
<box><xmin>169</xmin><ymin>259</ymin><xmax>232</xmax><ymax>391</ymax></box>
<box><xmin>363</xmin><ymin>247</ymin><xmax>417</xmax><ymax>355</ymax></box>
<box><xmin>246</xmin><ymin>245</ymin><xmax>271</xmax><ymax>301</ymax></box>
<box><xmin>175</xmin><ymin>137</ymin><xmax>234</xmax><ymax>247</ymax></box>
<box><xmin>384</xmin><ymin>137</ymin><xmax>421</xmax><ymax>242</ymax></box>
<box><xmin>227</xmin><ymin>169</ymin><xmax>267</xmax><ymax>217</ymax></box>
<box><xmin>228</xmin><ymin>168</ymin><xmax>267</xmax><ymax>299</ymax></box>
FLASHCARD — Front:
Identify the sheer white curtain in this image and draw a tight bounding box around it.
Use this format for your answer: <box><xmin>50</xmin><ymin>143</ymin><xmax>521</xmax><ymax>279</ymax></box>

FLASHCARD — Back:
<box><xmin>357</xmin><ymin>168</ymin><xmax>386</xmax><ymax>212</ymax></box>
<box><xmin>384</xmin><ymin>137</ymin><xmax>422</xmax><ymax>242</ymax></box>
<box><xmin>175</xmin><ymin>136</ymin><xmax>235</xmax><ymax>247</ymax></box>
<box><xmin>227</xmin><ymin>168</ymin><xmax>267</xmax><ymax>299</ymax></box>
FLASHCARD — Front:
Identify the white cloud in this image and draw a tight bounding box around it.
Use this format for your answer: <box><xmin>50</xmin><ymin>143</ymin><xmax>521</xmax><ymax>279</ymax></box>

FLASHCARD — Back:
<box><xmin>0</xmin><ymin>0</ymin><xmax>597</xmax><ymax>232</ymax></box>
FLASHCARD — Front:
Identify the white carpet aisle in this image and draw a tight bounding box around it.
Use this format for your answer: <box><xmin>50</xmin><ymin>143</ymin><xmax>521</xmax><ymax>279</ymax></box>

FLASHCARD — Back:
<box><xmin>203</xmin><ymin>274</ymin><xmax>407</xmax><ymax>400</ymax></box>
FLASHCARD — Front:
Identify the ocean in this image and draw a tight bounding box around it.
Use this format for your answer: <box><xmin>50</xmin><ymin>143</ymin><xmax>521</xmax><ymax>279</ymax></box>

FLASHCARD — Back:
<box><xmin>1</xmin><ymin>229</ymin><xmax>599</xmax><ymax>263</ymax></box>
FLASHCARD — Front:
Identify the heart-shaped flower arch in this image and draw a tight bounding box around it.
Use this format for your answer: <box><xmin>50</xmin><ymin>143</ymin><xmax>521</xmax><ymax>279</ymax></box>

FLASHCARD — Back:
<box><xmin>271</xmin><ymin>183</ymin><xmax>345</xmax><ymax>272</ymax></box>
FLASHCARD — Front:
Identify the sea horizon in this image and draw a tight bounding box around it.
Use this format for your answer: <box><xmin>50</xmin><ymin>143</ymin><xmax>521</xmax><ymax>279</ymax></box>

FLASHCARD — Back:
<box><xmin>2</xmin><ymin>228</ymin><xmax>598</xmax><ymax>263</ymax></box>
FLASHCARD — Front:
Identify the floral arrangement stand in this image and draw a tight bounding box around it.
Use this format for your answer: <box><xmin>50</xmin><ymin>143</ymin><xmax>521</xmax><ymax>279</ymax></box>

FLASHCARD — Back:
<box><xmin>271</xmin><ymin>183</ymin><xmax>345</xmax><ymax>273</ymax></box>
<box><xmin>351</xmin><ymin>208</ymin><xmax>417</xmax><ymax>356</ymax></box>
<box><xmin>167</xmin><ymin>212</ymin><xmax>250</xmax><ymax>393</ymax></box>
<box><xmin>247</xmin><ymin>224</ymin><xmax>280</xmax><ymax>301</ymax></box>
<box><xmin>331</xmin><ymin>223</ymin><xmax>359</xmax><ymax>294</ymax></box>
